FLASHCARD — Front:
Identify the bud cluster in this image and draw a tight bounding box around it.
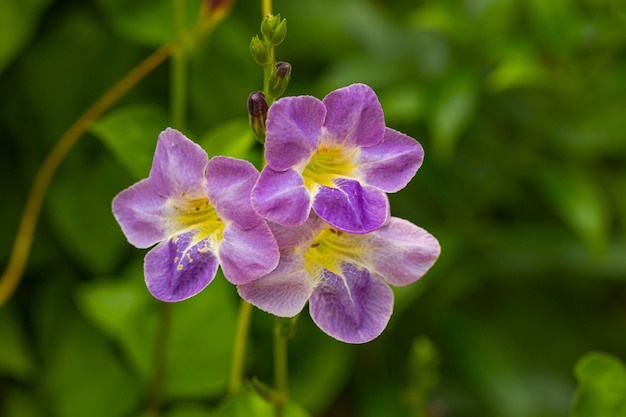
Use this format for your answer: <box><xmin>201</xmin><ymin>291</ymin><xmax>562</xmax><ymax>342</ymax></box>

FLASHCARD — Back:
<box><xmin>248</xmin><ymin>13</ymin><xmax>292</xmax><ymax>143</ymax></box>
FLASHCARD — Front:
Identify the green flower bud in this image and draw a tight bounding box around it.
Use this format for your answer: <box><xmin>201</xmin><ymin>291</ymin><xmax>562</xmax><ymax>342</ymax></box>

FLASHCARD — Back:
<box><xmin>261</xmin><ymin>14</ymin><xmax>287</xmax><ymax>46</ymax></box>
<box><xmin>250</xmin><ymin>35</ymin><xmax>269</xmax><ymax>65</ymax></box>
<box><xmin>269</xmin><ymin>61</ymin><xmax>291</xmax><ymax>99</ymax></box>
<box><xmin>248</xmin><ymin>91</ymin><xmax>268</xmax><ymax>143</ymax></box>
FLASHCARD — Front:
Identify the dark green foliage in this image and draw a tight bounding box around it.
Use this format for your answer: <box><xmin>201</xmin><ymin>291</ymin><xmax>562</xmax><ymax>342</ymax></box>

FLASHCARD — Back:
<box><xmin>1</xmin><ymin>0</ymin><xmax>625</xmax><ymax>416</ymax></box>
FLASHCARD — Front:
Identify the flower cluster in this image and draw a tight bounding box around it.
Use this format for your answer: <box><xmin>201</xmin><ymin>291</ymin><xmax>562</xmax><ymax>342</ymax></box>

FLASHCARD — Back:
<box><xmin>113</xmin><ymin>83</ymin><xmax>440</xmax><ymax>343</ymax></box>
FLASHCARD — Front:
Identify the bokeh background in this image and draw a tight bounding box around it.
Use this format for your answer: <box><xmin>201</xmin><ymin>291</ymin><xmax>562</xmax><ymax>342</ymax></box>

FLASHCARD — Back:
<box><xmin>1</xmin><ymin>0</ymin><xmax>625</xmax><ymax>416</ymax></box>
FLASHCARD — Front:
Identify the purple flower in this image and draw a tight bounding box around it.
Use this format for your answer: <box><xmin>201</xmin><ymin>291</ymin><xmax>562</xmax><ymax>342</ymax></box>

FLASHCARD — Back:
<box><xmin>251</xmin><ymin>83</ymin><xmax>424</xmax><ymax>234</ymax></box>
<box><xmin>237</xmin><ymin>215</ymin><xmax>440</xmax><ymax>343</ymax></box>
<box><xmin>112</xmin><ymin>128</ymin><xmax>279</xmax><ymax>302</ymax></box>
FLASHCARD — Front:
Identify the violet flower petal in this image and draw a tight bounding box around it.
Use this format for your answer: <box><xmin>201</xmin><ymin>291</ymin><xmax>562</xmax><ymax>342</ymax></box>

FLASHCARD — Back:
<box><xmin>251</xmin><ymin>167</ymin><xmax>311</xmax><ymax>227</ymax></box>
<box><xmin>365</xmin><ymin>218</ymin><xmax>441</xmax><ymax>287</ymax></box>
<box><xmin>312</xmin><ymin>179</ymin><xmax>389</xmax><ymax>234</ymax></box>
<box><xmin>206</xmin><ymin>156</ymin><xmax>260</xmax><ymax>230</ymax></box>
<box><xmin>309</xmin><ymin>263</ymin><xmax>393</xmax><ymax>344</ymax></box>
<box><xmin>219</xmin><ymin>221</ymin><xmax>280</xmax><ymax>285</ymax></box>
<box><xmin>265</xmin><ymin>95</ymin><xmax>326</xmax><ymax>171</ymax></box>
<box><xmin>268</xmin><ymin>221</ymin><xmax>315</xmax><ymax>251</ymax></box>
<box><xmin>149</xmin><ymin>128</ymin><xmax>209</xmax><ymax>198</ymax></box>
<box><xmin>322</xmin><ymin>84</ymin><xmax>385</xmax><ymax>147</ymax></box>
<box><xmin>112</xmin><ymin>178</ymin><xmax>170</xmax><ymax>248</ymax></box>
<box><xmin>357</xmin><ymin>128</ymin><xmax>424</xmax><ymax>193</ymax></box>
<box><xmin>144</xmin><ymin>232</ymin><xmax>219</xmax><ymax>302</ymax></box>
<box><xmin>237</xmin><ymin>251</ymin><xmax>311</xmax><ymax>317</ymax></box>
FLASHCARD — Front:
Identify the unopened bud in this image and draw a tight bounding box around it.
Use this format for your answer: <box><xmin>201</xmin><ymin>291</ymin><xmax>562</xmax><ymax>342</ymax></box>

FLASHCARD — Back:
<box><xmin>261</xmin><ymin>14</ymin><xmax>287</xmax><ymax>46</ymax></box>
<box><xmin>248</xmin><ymin>91</ymin><xmax>268</xmax><ymax>143</ymax></box>
<box><xmin>250</xmin><ymin>35</ymin><xmax>269</xmax><ymax>65</ymax></box>
<box><xmin>269</xmin><ymin>61</ymin><xmax>291</xmax><ymax>99</ymax></box>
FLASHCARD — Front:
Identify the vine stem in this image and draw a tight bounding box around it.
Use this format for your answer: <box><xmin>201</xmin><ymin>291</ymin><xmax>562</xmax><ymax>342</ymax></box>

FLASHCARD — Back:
<box><xmin>0</xmin><ymin>43</ymin><xmax>173</xmax><ymax>308</ymax></box>
<box><xmin>228</xmin><ymin>299</ymin><xmax>253</xmax><ymax>395</ymax></box>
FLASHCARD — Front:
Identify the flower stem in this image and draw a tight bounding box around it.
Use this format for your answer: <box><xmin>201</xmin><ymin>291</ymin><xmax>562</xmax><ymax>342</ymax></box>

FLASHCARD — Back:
<box><xmin>262</xmin><ymin>0</ymin><xmax>272</xmax><ymax>17</ymax></box>
<box><xmin>273</xmin><ymin>317</ymin><xmax>291</xmax><ymax>417</ymax></box>
<box><xmin>228</xmin><ymin>299</ymin><xmax>253</xmax><ymax>395</ymax></box>
<box><xmin>0</xmin><ymin>43</ymin><xmax>172</xmax><ymax>308</ymax></box>
<box><xmin>145</xmin><ymin>301</ymin><xmax>171</xmax><ymax>414</ymax></box>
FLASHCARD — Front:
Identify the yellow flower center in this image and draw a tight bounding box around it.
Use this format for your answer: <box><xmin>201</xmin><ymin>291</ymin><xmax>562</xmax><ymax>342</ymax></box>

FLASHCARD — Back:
<box><xmin>304</xmin><ymin>226</ymin><xmax>365</xmax><ymax>283</ymax></box>
<box><xmin>301</xmin><ymin>144</ymin><xmax>357</xmax><ymax>191</ymax></box>
<box><xmin>171</xmin><ymin>193</ymin><xmax>225</xmax><ymax>246</ymax></box>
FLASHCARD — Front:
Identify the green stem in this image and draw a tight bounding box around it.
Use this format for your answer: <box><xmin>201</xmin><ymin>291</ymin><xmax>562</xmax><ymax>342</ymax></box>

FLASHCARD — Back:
<box><xmin>145</xmin><ymin>302</ymin><xmax>171</xmax><ymax>413</ymax></box>
<box><xmin>228</xmin><ymin>300</ymin><xmax>253</xmax><ymax>395</ymax></box>
<box><xmin>273</xmin><ymin>317</ymin><xmax>290</xmax><ymax>417</ymax></box>
<box><xmin>171</xmin><ymin>49</ymin><xmax>187</xmax><ymax>130</ymax></box>
<box><xmin>262</xmin><ymin>0</ymin><xmax>272</xmax><ymax>17</ymax></box>
<box><xmin>0</xmin><ymin>43</ymin><xmax>172</xmax><ymax>308</ymax></box>
<box><xmin>145</xmin><ymin>0</ymin><xmax>189</xmax><ymax>412</ymax></box>
<box><xmin>171</xmin><ymin>0</ymin><xmax>187</xmax><ymax>130</ymax></box>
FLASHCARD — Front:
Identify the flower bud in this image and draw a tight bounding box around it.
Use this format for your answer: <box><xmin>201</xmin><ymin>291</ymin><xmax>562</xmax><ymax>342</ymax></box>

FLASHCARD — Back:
<box><xmin>250</xmin><ymin>35</ymin><xmax>269</xmax><ymax>65</ymax></box>
<box><xmin>269</xmin><ymin>61</ymin><xmax>291</xmax><ymax>99</ymax></box>
<box><xmin>261</xmin><ymin>14</ymin><xmax>287</xmax><ymax>46</ymax></box>
<box><xmin>248</xmin><ymin>91</ymin><xmax>268</xmax><ymax>143</ymax></box>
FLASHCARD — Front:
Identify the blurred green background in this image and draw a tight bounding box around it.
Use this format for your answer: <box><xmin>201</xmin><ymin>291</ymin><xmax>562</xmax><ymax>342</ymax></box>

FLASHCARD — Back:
<box><xmin>1</xmin><ymin>0</ymin><xmax>625</xmax><ymax>416</ymax></box>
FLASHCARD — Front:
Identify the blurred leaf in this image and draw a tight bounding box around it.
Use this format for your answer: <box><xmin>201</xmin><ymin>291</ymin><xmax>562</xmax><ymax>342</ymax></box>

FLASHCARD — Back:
<box><xmin>76</xmin><ymin>262</ymin><xmax>239</xmax><ymax>399</ymax></box>
<box><xmin>96</xmin><ymin>0</ymin><xmax>203</xmax><ymax>47</ymax></box>
<box><xmin>46</xmin><ymin>149</ymin><xmax>130</xmax><ymax>274</ymax></box>
<box><xmin>165</xmin><ymin>273</ymin><xmax>237</xmax><ymax>399</ymax></box>
<box><xmin>378</xmin><ymin>84</ymin><xmax>426</xmax><ymax>125</ymax></box>
<box><xmin>487</xmin><ymin>44</ymin><xmax>546</xmax><ymax>92</ymax></box>
<box><xmin>198</xmin><ymin>118</ymin><xmax>260</xmax><ymax>167</ymax></box>
<box><xmin>164</xmin><ymin>403</ymin><xmax>213</xmax><ymax>417</ymax></box>
<box><xmin>429</xmin><ymin>73</ymin><xmax>478</xmax><ymax>161</ymax></box>
<box><xmin>0</xmin><ymin>387</ymin><xmax>45</xmax><ymax>417</ymax></box>
<box><xmin>216</xmin><ymin>386</ymin><xmax>311</xmax><ymax>417</ymax></box>
<box><xmin>90</xmin><ymin>104</ymin><xmax>168</xmax><ymax>180</ymax></box>
<box><xmin>0</xmin><ymin>0</ymin><xmax>52</xmax><ymax>75</ymax></box>
<box><xmin>289</xmin><ymin>320</ymin><xmax>353</xmax><ymax>414</ymax></box>
<box><xmin>571</xmin><ymin>351</ymin><xmax>626</xmax><ymax>417</ymax></box>
<box><xmin>0</xmin><ymin>305</ymin><xmax>36</xmax><ymax>381</ymax></box>
<box><xmin>536</xmin><ymin>168</ymin><xmax>610</xmax><ymax>257</ymax></box>
<box><xmin>75</xmin><ymin>261</ymin><xmax>155</xmax><ymax>380</ymax></box>
<box><xmin>38</xmin><ymin>289</ymin><xmax>142</xmax><ymax>417</ymax></box>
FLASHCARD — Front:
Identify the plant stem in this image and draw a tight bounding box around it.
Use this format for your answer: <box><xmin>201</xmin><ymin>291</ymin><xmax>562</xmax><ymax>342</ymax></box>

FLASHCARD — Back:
<box><xmin>0</xmin><ymin>43</ymin><xmax>172</xmax><ymax>308</ymax></box>
<box><xmin>171</xmin><ymin>0</ymin><xmax>187</xmax><ymax>130</ymax></box>
<box><xmin>228</xmin><ymin>299</ymin><xmax>253</xmax><ymax>395</ymax></box>
<box><xmin>145</xmin><ymin>301</ymin><xmax>171</xmax><ymax>413</ymax></box>
<box><xmin>145</xmin><ymin>1</ymin><xmax>189</xmax><ymax>413</ymax></box>
<box><xmin>273</xmin><ymin>317</ymin><xmax>290</xmax><ymax>417</ymax></box>
<box><xmin>262</xmin><ymin>0</ymin><xmax>272</xmax><ymax>17</ymax></box>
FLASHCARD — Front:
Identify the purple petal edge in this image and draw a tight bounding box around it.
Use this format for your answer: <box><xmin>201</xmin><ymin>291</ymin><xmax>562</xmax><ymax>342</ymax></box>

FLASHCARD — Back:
<box><xmin>309</xmin><ymin>264</ymin><xmax>393</xmax><ymax>343</ymax></box>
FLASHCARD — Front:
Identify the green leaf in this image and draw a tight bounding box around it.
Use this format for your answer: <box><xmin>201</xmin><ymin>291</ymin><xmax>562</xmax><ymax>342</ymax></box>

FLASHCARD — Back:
<box><xmin>571</xmin><ymin>352</ymin><xmax>626</xmax><ymax>417</ymax></box>
<box><xmin>0</xmin><ymin>387</ymin><xmax>45</xmax><ymax>417</ymax></box>
<box><xmin>486</xmin><ymin>44</ymin><xmax>546</xmax><ymax>92</ymax></box>
<box><xmin>96</xmin><ymin>0</ymin><xmax>203</xmax><ymax>47</ymax></box>
<box><xmin>37</xmin><ymin>286</ymin><xmax>142</xmax><ymax>417</ymax></box>
<box><xmin>90</xmin><ymin>104</ymin><xmax>168</xmax><ymax>180</ymax></box>
<box><xmin>198</xmin><ymin>118</ymin><xmax>261</xmax><ymax>168</ymax></box>
<box><xmin>76</xmin><ymin>262</ymin><xmax>239</xmax><ymax>399</ymax></box>
<box><xmin>46</xmin><ymin>150</ymin><xmax>131</xmax><ymax>274</ymax></box>
<box><xmin>216</xmin><ymin>387</ymin><xmax>311</xmax><ymax>417</ymax></box>
<box><xmin>430</xmin><ymin>73</ymin><xmax>478</xmax><ymax>161</ymax></box>
<box><xmin>536</xmin><ymin>168</ymin><xmax>610</xmax><ymax>257</ymax></box>
<box><xmin>0</xmin><ymin>305</ymin><xmax>36</xmax><ymax>381</ymax></box>
<box><xmin>0</xmin><ymin>0</ymin><xmax>53</xmax><ymax>75</ymax></box>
